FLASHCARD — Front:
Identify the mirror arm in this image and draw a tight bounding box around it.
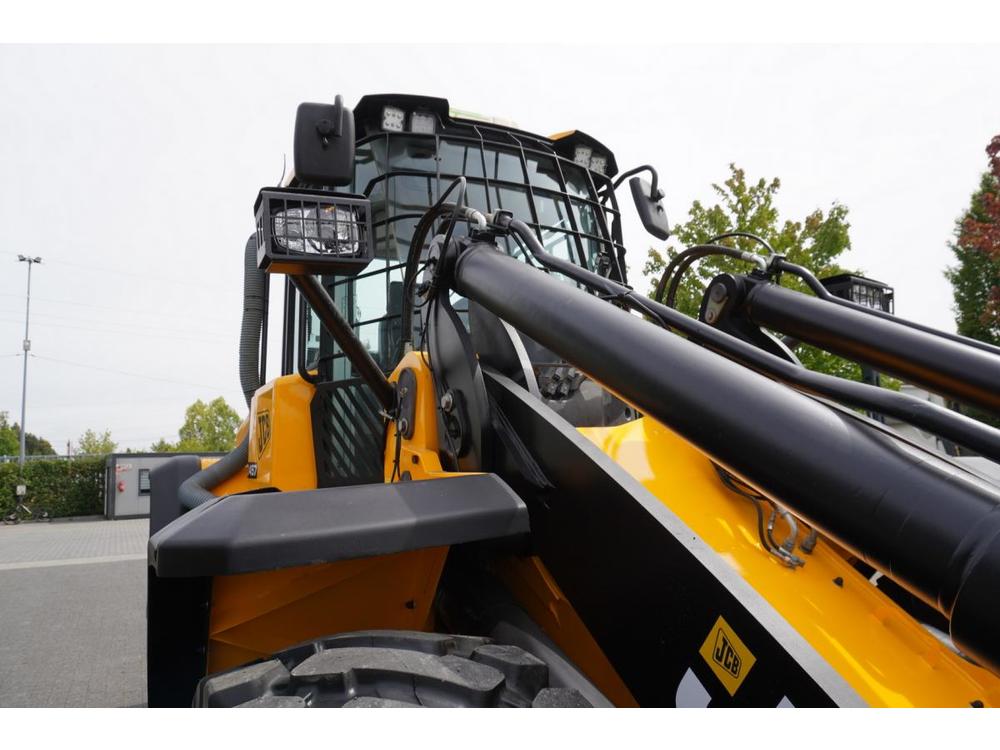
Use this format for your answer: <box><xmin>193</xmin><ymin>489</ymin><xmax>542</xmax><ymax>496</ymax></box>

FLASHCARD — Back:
<box><xmin>613</xmin><ymin>164</ymin><xmax>661</xmax><ymax>200</ymax></box>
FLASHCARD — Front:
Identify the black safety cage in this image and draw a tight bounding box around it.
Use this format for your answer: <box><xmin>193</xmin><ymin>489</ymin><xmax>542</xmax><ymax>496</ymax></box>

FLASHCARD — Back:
<box><xmin>281</xmin><ymin>123</ymin><xmax>625</xmax><ymax>384</ymax></box>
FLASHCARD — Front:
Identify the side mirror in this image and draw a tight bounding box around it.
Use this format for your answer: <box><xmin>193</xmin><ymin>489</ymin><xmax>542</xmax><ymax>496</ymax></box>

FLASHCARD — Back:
<box><xmin>293</xmin><ymin>95</ymin><xmax>355</xmax><ymax>187</ymax></box>
<box><xmin>629</xmin><ymin>176</ymin><xmax>671</xmax><ymax>240</ymax></box>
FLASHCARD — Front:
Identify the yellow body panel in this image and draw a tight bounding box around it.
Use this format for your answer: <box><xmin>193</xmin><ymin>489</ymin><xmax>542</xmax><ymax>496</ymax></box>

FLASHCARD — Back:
<box><xmin>579</xmin><ymin>417</ymin><xmax>1000</xmax><ymax>707</ymax></box>
<box><xmin>205</xmin><ymin>362</ymin><xmax>461</xmax><ymax>674</ymax></box>
<box><xmin>206</xmin><ymin>547</ymin><xmax>448</xmax><ymax>674</ymax></box>
<box><xmin>384</xmin><ymin>350</ymin><xmax>466</xmax><ymax>482</ymax></box>
<box><xmin>207</xmin><ymin>374</ymin><xmax>319</xmax><ymax>497</ymax></box>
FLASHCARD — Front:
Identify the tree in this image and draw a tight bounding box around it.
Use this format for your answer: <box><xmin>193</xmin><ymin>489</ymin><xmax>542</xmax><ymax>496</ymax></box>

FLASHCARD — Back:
<box><xmin>77</xmin><ymin>428</ymin><xmax>117</xmax><ymax>456</ymax></box>
<box><xmin>175</xmin><ymin>397</ymin><xmax>240</xmax><ymax>452</ymax></box>
<box><xmin>0</xmin><ymin>412</ymin><xmax>18</xmax><ymax>456</ymax></box>
<box><xmin>945</xmin><ymin>135</ymin><xmax>1000</xmax><ymax>346</ymax></box>
<box><xmin>23</xmin><ymin>431</ymin><xmax>56</xmax><ymax>456</ymax></box>
<box><xmin>150</xmin><ymin>437</ymin><xmax>178</xmax><ymax>453</ymax></box>
<box><xmin>643</xmin><ymin>163</ymin><xmax>864</xmax><ymax>381</ymax></box>
<box><xmin>944</xmin><ymin>134</ymin><xmax>1000</xmax><ymax>428</ymax></box>
<box><xmin>0</xmin><ymin>413</ymin><xmax>56</xmax><ymax>456</ymax></box>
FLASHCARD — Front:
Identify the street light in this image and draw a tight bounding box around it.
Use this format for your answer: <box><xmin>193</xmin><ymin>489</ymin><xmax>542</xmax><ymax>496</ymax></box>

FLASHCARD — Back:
<box><xmin>16</xmin><ymin>255</ymin><xmax>42</xmax><ymax>469</ymax></box>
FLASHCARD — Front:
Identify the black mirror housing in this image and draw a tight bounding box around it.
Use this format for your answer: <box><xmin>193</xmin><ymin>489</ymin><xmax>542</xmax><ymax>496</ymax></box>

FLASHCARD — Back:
<box><xmin>293</xmin><ymin>96</ymin><xmax>355</xmax><ymax>187</ymax></box>
<box><xmin>629</xmin><ymin>176</ymin><xmax>671</xmax><ymax>240</ymax></box>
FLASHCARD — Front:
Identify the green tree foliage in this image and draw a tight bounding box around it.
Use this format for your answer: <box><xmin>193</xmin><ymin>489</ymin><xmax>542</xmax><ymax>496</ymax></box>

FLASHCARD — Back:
<box><xmin>24</xmin><ymin>432</ymin><xmax>56</xmax><ymax>456</ymax></box>
<box><xmin>643</xmin><ymin>164</ymin><xmax>865</xmax><ymax>381</ymax></box>
<box><xmin>0</xmin><ymin>412</ymin><xmax>18</xmax><ymax>456</ymax></box>
<box><xmin>0</xmin><ymin>412</ymin><xmax>56</xmax><ymax>456</ymax></box>
<box><xmin>150</xmin><ymin>437</ymin><xmax>178</xmax><ymax>453</ymax></box>
<box><xmin>77</xmin><ymin>428</ymin><xmax>117</xmax><ymax>456</ymax></box>
<box><xmin>944</xmin><ymin>135</ymin><xmax>1000</xmax><ymax>427</ymax></box>
<box><xmin>945</xmin><ymin>137</ymin><xmax>1000</xmax><ymax>346</ymax></box>
<box><xmin>153</xmin><ymin>397</ymin><xmax>240</xmax><ymax>453</ymax></box>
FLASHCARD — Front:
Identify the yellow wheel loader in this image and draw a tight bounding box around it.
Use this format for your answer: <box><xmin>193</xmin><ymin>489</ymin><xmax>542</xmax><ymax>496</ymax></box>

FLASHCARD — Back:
<box><xmin>146</xmin><ymin>94</ymin><xmax>1000</xmax><ymax>707</ymax></box>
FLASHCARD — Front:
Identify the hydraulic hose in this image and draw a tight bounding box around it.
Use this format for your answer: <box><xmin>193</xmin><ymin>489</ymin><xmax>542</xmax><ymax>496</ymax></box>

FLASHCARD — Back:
<box><xmin>239</xmin><ymin>235</ymin><xmax>267</xmax><ymax>407</ymax></box>
<box><xmin>500</xmin><ymin>218</ymin><xmax>1000</xmax><ymax>462</ymax></box>
<box><xmin>178</xmin><ymin>436</ymin><xmax>249</xmax><ymax>511</ymax></box>
<box><xmin>653</xmin><ymin>245</ymin><xmax>766</xmax><ymax>304</ymax></box>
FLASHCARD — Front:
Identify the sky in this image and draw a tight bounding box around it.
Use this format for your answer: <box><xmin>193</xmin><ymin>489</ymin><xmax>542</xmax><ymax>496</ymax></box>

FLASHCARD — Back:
<box><xmin>0</xmin><ymin>43</ymin><xmax>998</xmax><ymax>453</ymax></box>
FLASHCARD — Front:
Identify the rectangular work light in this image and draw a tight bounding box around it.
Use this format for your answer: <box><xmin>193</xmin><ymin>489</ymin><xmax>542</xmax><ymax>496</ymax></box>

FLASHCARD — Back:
<box><xmin>255</xmin><ymin>187</ymin><xmax>374</xmax><ymax>276</ymax></box>
<box><xmin>820</xmin><ymin>273</ymin><xmax>895</xmax><ymax>314</ymax></box>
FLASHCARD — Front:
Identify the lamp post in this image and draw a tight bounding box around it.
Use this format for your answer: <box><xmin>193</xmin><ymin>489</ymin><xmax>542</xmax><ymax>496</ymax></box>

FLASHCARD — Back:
<box><xmin>16</xmin><ymin>255</ymin><xmax>42</xmax><ymax>470</ymax></box>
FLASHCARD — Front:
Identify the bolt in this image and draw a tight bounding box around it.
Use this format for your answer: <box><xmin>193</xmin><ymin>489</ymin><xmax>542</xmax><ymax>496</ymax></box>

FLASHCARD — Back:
<box><xmin>709</xmin><ymin>283</ymin><xmax>727</xmax><ymax>303</ymax></box>
<box><xmin>398</xmin><ymin>418</ymin><xmax>409</xmax><ymax>435</ymax></box>
<box><xmin>440</xmin><ymin>391</ymin><xmax>454</xmax><ymax>413</ymax></box>
<box><xmin>705</xmin><ymin>309</ymin><xmax>717</xmax><ymax>324</ymax></box>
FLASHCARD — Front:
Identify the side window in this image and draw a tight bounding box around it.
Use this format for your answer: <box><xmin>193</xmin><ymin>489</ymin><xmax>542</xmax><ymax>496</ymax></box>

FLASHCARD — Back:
<box><xmin>138</xmin><ymin>469</ymin><xmax>151</xmax><ymax>496</ymax></box>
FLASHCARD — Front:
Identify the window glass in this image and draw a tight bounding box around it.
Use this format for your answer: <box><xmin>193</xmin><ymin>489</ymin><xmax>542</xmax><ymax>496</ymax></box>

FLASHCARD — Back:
<box><xmin>387</xmin><ymin>175</ymin><xmax>436</xmax><ymax>216</ymax></box>
<box><xmin>561</xmin><ymin>164</ymin><xmax>593</xmax><ymax>199</ymax></box>
<box><xmin>464</xmin><ymin>181</ymin><xmax>489</xmax><ymax>214</ymax></box>
<box><xmin>352</xmin><ymin>272</ymin><xmax>389</xmax><ymax>323</ymax></box>
<box><xmin>581</xmin><ymin>236</ymin><xmax>612</xmax><ymax>271</ymax></box>
<box><xmin>367</xmin><ymin>179</ymin><xmax>388</xmax><ymax>226</ymax></box>
<box><xmin>534</xmin><ymin>192</ymin><xmax>571</xmax><ymax>230</ymax></box>
<box><xmin>537</xmin><ymin>228</ymin><xmax>579</xmax><ymax>265</ymax></box>
<box><xmin>571</xmin><ymin>199</ymin><xmax>601</xmax><ymax>237</ymax></box>
<box><xmin>138</xmin><ymin>469</ymin><xmax>151</xmax><ymax>495</ymax></box>
<box><xmin>386</xmin><ymin>136</ymin><xmax>437</xmax><ymax>171</ymax></box>
<box><xmin>525</xmin><ymin>154</ymin><xmax>562</xmax><ymax>192</ymax></box>
<box><xmin>353</xmin><ymin>139</ymin><xmax>384</xmax><ymax>194</ymax></box>
<box><xmin>484</xmin><ymin>148</ymin><xmax>525</xmax><ymax>183</ymax></box>
<box><xmin>354</xmin><ymin>319</ymin><xmax>400</xmax><ymax>372</ymax></box>
<box><xmin>491</xmin><ymin>185</ymin><xmax>532</xmax><ymax>222</ymax></box>
<box><xmin>438</xmin><ymin>140</ymin><xmax>484</xmax><ymax>178</ymax></box>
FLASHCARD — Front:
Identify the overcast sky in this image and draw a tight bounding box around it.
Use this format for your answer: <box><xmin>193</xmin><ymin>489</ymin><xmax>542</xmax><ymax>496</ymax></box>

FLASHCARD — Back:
<box><xmin>1</xmin><ymin>44</ymin><xmax>998</xmax><ymax>453</ymax></box>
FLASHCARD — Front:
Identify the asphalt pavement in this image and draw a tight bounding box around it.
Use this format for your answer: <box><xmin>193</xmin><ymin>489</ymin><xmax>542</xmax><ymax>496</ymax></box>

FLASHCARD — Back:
<box><xmin>0</xmin><ymin>517</ymin><xmax>148</xmax><ymax>707</ymax></box>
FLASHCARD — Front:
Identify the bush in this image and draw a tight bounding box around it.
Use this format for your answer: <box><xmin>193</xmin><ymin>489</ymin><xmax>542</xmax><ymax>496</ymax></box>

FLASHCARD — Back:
<box><xmin>0</xmin><ymin>457</ymin><xmax>106</xmax><ymax>518</ymax></box>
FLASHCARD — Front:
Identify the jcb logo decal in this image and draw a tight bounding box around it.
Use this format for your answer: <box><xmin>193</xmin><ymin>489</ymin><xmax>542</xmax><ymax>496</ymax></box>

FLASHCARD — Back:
<box><xmin>713</xmin><ymin>631</ymin><xmax>742</xmax><ymax>677</ymax></box>
<box><xmin>256</xmin><ymin>411</ymin><xmax>271</xmax><ymax>455</ymax></box>
<box><xmin>698</xmin><ymin>616</ymin><xmax>756</xmax><ymax>696</ymax></box>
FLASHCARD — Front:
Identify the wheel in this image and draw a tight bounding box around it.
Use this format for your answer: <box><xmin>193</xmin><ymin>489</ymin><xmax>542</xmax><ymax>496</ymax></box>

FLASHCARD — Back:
<box><xmin>2</xmin><ymin>512</ymin><xmax>19</xmax><ymax>525</ymax></box>
<box><xmin>194</xmin><ymin>629</ymin><xmax>596</xmax><ymax>708</ymax></box>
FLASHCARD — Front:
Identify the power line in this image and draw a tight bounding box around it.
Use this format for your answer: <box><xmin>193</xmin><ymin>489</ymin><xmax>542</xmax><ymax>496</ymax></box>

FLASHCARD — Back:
<box><xmin>0</xmin><ymin>308</ymin><xmax>232</xmax><ymax>342</ymax></box>
<box><xmin>30</xmin><ymin>353</ymin><xmax>231</xmax><ymax>390</ymax></box>
<box><xmin>0</xmin><ymin>316</ymin><xmax>232</xmax><ymax>346</ymax></box>
<box><xmin>40</xmin><ymin>256</ymin><xmax>224</xmax><ymax>292</ymax></box>
<box><xmin>0</xmin><ymin>292</ymin><xmax>240</xmax><ymax>325</ymax></box>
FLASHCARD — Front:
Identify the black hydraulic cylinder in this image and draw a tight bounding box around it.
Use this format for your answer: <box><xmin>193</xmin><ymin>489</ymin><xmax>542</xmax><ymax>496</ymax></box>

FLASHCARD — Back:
<box><xmin>452</xmin><ymin>242</ymin><xmax>1000</xmax><ymax>675</ymax></box>
<box><xmin>744</xmin><ymin>281</ymin><xmax>1000</xmax><ymax>415</ymax></box>
<box><xmin>499</xmin><ymin>218</ymin><xmax>1000</xmax><ymax>462</ymax></box>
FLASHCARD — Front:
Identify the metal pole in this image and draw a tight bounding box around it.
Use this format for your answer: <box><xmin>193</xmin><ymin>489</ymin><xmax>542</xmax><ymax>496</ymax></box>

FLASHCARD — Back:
<box><xmin>17</xmin><ymin>256</ymin><xmax>40</xmax><ymax>470</ymax></box>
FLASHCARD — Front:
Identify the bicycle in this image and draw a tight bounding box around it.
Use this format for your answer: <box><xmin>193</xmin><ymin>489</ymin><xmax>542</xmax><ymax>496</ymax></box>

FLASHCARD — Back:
<box><xmin>2</xmin><ymin>501</ymin><xmax>50</xmax><ymax>525</ymax></box>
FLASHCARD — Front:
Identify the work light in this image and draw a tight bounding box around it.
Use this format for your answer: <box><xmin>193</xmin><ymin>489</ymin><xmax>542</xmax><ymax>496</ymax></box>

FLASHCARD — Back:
<box><xmin>410</xmin><ymin>111</ymin><xmax>437</xmax><ymax>134</ymax></box>
<box><xmin>255</xmin><ymin>187</ymin><xmax>374</xmax><ymax>275</ymax></box>
<box><xmin>588</xmin><ymin>153</ymin><xmax>608</xmax><ymax>175</ymax></box>
<box><xmin>820</xmin><ymin>273</ymin><xmax>894</xmax><ymax>314</ymax></box>
<box><xmin>381</xmin><ymin>105</ymin><xmax>406</xmax><ymax>132</ymax></box>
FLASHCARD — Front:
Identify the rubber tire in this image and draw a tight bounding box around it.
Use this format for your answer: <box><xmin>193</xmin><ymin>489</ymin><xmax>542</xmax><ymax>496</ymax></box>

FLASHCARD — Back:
<box><xmin>194</xmin><ymin>629</ymin><xmax>594</xmax><ymax>708</ymax></box>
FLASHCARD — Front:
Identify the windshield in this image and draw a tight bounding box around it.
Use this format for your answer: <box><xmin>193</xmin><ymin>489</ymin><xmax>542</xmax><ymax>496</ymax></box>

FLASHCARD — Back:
<box><xmin>297</xmin><ymin>130</ymin><xmax>622</xmax><ymax>382</ymax></box>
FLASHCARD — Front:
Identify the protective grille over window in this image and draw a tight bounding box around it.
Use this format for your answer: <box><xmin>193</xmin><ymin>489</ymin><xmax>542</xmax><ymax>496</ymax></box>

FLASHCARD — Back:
<box><xmin>302</xmin><ymin>129</ymin><xmax>622</xmax><ymax>382</ymax></box>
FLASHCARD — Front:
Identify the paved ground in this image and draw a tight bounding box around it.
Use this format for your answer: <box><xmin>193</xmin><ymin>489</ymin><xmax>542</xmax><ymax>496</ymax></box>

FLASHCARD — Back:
<box><xmin>0</xmin><ymin>517</ymin><xmax>148</xmax><ymax>707</ymax></box>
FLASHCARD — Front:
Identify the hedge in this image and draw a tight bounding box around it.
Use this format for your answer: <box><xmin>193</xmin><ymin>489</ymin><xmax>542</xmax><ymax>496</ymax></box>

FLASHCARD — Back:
<box><xmin>0</xmin><ymin>457</ymin><xmax>106</xmax><ymax>518</ymax></box>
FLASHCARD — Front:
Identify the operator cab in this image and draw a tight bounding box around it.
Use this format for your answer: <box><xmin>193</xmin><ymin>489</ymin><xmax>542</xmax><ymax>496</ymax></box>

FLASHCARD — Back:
<box><xmin>280</xmin><ymin>94</ymin><xmax>636</xmax><ymax>428</ymax></box>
